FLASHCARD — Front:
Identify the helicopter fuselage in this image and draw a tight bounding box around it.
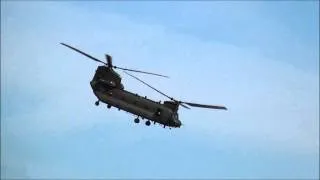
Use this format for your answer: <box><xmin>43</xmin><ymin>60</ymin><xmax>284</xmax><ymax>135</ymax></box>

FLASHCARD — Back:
<box><xmin>90</xmin><ymin>66</ymin><xmax>182</xmax><ymax>128</ymax></box>
<box><xmin>60</xmin><ymin>43</ymin><xmax>227</xmax><ymax>129</ymax></box>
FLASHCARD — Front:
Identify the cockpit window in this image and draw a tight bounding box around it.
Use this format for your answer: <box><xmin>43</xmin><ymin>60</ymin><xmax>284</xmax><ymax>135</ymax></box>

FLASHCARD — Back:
<box><xmin>173</xmin><ymin>113</ymin><xmax>178</xmax><ymax>120</ymax></box>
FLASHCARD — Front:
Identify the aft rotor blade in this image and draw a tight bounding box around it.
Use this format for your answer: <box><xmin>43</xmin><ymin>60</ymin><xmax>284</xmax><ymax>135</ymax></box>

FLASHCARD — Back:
<box><xmin>179</xmin><ymin>103</ymin><xmax>191</xmax><ymax>109</ymax></box>
<box><xmin>182</xmin><ymin>102</ymin><xmax>227</xmax><ymax>110</ymax></box>
<box><xmin>122</xmin><ymin>70</ymin><xmax>174</xmax><ymax>101</ymax></box>
<box><xmin>114</xmin><ymin>66</ymin><xmax>169</xmax><ymax>78</ymax></box>
<box><xmin>60</xmin><ymin>43</ymin><xmax>107</xmax><ymax>65</ymax></box>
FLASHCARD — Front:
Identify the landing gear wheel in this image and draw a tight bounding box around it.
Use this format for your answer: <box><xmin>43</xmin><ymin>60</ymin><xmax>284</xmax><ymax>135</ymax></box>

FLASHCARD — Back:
<box><xmin>134</xmin><ymin>118</ymin><xmax>140</xmax><ymax>123</ymax></box>
<box><xmin>145</xmin><ymin>121</ymin><xmax>151</xmax><ymax>126</ymax></box>
<box><xmin>107</xmin><ymin>104</ymin><xmax>112</xmax><ymax>109</ymax></box>
<box><xmin>95</xmin><ymin>101</ymin><xmax>99</xmax><ymax>106</ymax></box>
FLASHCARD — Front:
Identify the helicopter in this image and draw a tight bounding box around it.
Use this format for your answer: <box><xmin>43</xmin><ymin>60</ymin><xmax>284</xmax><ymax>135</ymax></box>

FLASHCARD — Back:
<box><xmin>61</xmin><ymin>43</ymin><xmax>227</xmax><ymax>128</ymax></box>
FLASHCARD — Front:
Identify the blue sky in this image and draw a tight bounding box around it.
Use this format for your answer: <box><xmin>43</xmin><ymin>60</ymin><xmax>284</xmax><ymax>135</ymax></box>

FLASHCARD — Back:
<box><xmin>1</xmin><ymin>1</ymin><xmax>319</xmax><ymax>179</ymax></box>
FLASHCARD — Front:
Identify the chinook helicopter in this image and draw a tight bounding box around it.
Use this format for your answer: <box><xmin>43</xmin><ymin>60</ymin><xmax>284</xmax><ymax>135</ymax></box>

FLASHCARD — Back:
<box><xmin>61</xmin><ymin>43</ymin><xmax>227</xmax><ymax>128</ymax></box>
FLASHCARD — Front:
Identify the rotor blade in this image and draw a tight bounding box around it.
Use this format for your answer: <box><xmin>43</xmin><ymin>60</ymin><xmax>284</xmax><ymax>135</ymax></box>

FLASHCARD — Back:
<box><xmin>182</xmin><ymin>102</ymin><xmax>227</xmax><ymax>110</ymax></box>
<box><xmin>122</xmin><ymin>70</ymin><xmax>174</xmax><ymax>101</ymax></box>
<box><xmin>61</xmin><ymin>43</ymin><xmax>168</xmax><ymax>78</ymax></box>
<box><xmin>60</xmin><ymin>43</ymin><xmax>107</xmax><ymax>65</ymax></box>
<box><xmin>114</xmin><ymin>66</ymin><xmax>169</xmax><ymax>78</ymax></box>
<box><xmin>179</xmin><ymin>103</ymin><xmax>191</xmax><ymax>109</ymax></box>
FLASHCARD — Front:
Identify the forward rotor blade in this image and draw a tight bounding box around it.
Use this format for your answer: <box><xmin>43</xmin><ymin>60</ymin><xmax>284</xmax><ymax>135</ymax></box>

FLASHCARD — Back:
<box><xmin>114</xmin><ymin>66</ymin><xmax>169</xmax><ymax>78</ymax></box>
<box><xmin>61</xmin><ymin>43</ymin><xmax>168</xmax><ymax>78</ymax></box>
<box><xmin>122</xmin><ymin>70</ymin><xmax>174</xmax><ymax>101</ymax></box>
<box><xmin>60</xmin><ymin>43</ymin><xmax>107</xmax><ymax>65</ymax></box>
<box><xmin>182</xmin><ymin>102</ymin><xmax>227</xmax><ymax>110</ymax></box>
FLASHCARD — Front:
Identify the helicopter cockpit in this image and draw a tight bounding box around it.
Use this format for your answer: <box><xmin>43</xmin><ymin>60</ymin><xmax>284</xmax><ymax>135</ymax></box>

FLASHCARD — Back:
<box><xmin>172</xmin><ymin>112</ymin><xmax>181</xmax><ymax>127</ymax></box>
<box><xmin>91</xmin><ymin>66</ymin><xmax>124</xmax><ymax>91</ymax></box>
<box><xmin>163</xmin><ymin>101</ymin><xmax>181</xmax><ymax>127</ymax></box>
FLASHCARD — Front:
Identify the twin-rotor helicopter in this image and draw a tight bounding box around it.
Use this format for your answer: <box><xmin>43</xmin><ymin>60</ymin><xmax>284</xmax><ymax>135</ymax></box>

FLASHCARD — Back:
<box><xmin>61</xmin><ymin>43</ymin><xmax>227</xmax><ymax>129</ymax></box>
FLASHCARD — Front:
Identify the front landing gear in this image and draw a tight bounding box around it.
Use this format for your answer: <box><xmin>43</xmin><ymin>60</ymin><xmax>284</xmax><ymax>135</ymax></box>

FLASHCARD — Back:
<box><xmin>134</xmin><ymin>118</ymin><xmax>140</xmax><ymax>123</ymax></box>
<box><xmin>145</xmin><ymin>121</ymin><xmax>151</xmax><ymax>126</ymax></box>
<box><xmin>95</xmin><ymin>100</ymin><xmax>99</xmax><ymax>106</ymax></box>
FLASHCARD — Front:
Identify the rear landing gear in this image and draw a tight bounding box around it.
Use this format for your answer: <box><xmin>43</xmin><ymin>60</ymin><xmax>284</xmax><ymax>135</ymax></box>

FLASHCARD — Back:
<box><xmin>145</xmin><ymin>121</ymin><xmax>151</xmax><ymax>126</ymax></box>
<box><xmin>95</xmin><ymin>101</ymin><xmax>99</xmax><ymax>106</ymax></box>
<box><xmin>107</xmin><ymin>104</ymin><xmax>112</xmax><ymax>109</ymax></box>
<box><xmin>134</xmin><ymin>118</ymin><xmax>140</xmax><ymax>123</ymax></box>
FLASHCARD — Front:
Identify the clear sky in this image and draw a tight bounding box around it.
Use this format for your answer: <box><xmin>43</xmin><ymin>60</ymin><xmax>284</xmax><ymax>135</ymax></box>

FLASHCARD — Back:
<box><xmin>1</xmin><ymin>1</ymin><xmax>319</xmax><ymax>179</ymax></box>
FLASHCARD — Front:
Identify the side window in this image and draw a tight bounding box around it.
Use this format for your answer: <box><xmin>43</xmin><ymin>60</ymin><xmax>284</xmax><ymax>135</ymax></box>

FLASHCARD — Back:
<box><xmin>156</xmin><ymin>108</ymin><xmax>161</xmax><ymax>116</ymax></box>
<box><xmin>119</xmin><ymin>83</ymin><xmax>124</xmax><ymax>90</ymax></box>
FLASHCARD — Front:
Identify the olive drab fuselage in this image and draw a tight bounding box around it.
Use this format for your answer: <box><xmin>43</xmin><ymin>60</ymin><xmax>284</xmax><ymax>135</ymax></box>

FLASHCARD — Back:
<box><xmin>90</xmin><ymin>66</ymin><xmax>182</xmax><ymax>128</ymax></box>
<box><xmin>60</xmin><ymin>43</ymin><xmax>227</xmax><ymax>127</ymax></box>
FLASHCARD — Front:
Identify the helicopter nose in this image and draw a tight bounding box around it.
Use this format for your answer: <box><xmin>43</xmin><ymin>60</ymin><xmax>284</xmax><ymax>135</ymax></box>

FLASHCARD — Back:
<box><xmin>176</xmin><ymin>120</ymin><xmax>182</xmax><ymax>127</ymax></box>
